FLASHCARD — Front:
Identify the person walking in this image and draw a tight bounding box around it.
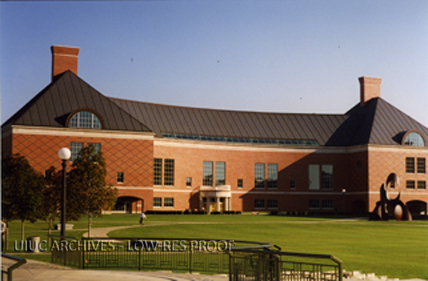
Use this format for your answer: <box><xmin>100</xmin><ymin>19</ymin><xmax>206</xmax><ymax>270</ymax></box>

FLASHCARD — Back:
<box><xmin>139</xmin><ymin>212</ymin><xmax>146</xmax><ymax>225</ymax></box>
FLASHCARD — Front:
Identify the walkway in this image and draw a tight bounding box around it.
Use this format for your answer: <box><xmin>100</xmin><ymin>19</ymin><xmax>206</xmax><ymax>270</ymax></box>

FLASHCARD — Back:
<box><xmin>2</xmin><ymin>257</ymin><xmax>228</xmax><ymax>281</ymax></box>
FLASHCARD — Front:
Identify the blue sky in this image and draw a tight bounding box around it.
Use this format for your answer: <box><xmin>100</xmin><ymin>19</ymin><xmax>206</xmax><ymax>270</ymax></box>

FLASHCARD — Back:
<box><xmin>1</xmin><ymin>1</ymin><xmax>427</xmax><ymax>126</ymax></box>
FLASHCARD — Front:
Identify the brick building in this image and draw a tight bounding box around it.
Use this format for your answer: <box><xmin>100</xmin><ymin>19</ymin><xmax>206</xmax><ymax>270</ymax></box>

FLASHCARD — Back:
<box><xmin>2</xmin><ymin>45</ymin><xmax>428</xmax><ymax>216</ymax></box>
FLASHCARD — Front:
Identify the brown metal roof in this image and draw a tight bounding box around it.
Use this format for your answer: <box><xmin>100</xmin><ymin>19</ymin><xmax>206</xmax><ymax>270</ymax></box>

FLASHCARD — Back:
<box><xmin>3</xmin><ymin>71</ymin><xmax>152</xmax><ymax>133</ymax></box>
<box><xmin>4</xmin><ymin>70</ymin><xmax>427</xmax><ymax>147</ymax></box>
<box><xmin>109</xmin><ymin>97</ymin><xmax>361</xmax><ymax>146</ymax></box>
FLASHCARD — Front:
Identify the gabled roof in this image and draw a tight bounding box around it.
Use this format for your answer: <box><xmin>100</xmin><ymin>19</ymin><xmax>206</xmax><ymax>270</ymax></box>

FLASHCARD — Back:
<box><xmin>346</xmin><ymin>98</ymin><xmax>428</xmax><ymax>145</ymax></box>
<box><xmin>2</xmin><ymin>71</ymin><xmax>152</xmax><ymax>133</ymax></box>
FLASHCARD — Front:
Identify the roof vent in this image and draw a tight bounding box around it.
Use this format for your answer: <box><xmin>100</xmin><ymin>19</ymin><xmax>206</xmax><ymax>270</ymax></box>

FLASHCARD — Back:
<box><xmin>359</xmin><ymin>76</ymin><xmax>382</xmax><ymax>106</ymax></box>
<box><xmin>51</xmin><ymin>45</ymin><xmax>80</xmax><ymax>81</ymax></box>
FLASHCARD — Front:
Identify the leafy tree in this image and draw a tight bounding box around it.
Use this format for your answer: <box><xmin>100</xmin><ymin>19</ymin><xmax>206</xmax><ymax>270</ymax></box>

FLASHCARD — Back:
<box><xmin>68</xmin><ymin>144</ymin><xmax>117</xmax><ymax>237</ymax></box>
<box><xmin>42</xmin><ymin>166</ymin><xmax>81</xmax><ymax>238</ymax></box>
<box><xmin>2</xmin><ymin>154</ymin><xmax>45</xmax><ymax>243</ymax></box>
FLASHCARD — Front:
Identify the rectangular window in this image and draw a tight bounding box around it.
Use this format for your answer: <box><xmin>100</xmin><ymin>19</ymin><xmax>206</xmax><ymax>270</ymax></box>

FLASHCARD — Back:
<box><xmin>406</xmin><ymin>157</ymin><xmax>415</xmax><ymax>173</ymax></box>
<box><xmin>267</xmin><ymin>164</ymin><xmax>278</xmax><ymax>189</ymax></box>
<box><xmin>322</xmin><ymin>200</ymin><xmax>333</xmax><ymax>209</ymax></box>
<box><xmin>117</xmin><ymin>172</ymin><xmax>124</xmax><ymax>184</ymax></box>
<box><xmin>153</xmin><ymin>197</ymin><xmax>162</xmax><ymax>207</ymax></box>
<box><xmin>309</xmin><ymin>200</ymin><xmax>320</xmax><ymax>209</ymax></box>
<box><xmin>203</xmin><ymin>161</ymin><xmax>213</xmax><ymax>186</ymax></box>
<box><xmin>309</xmin><ymin>165</ymin><xmax>320</xmax><ymax>190</ymax></box>
<box><xmin>88</xmin><ymin>143</ymin><xmax>101</xmax><ymax>154</ymax></box>
<box><xmin>255</xmin><ymin>163</ymin><xmax>265</xmax><ymax>189</ymax></box>
<box><xmin>164</xmin><ymin>198</ymin><xmax>174</xmax><ymax>207</ymax></box>
<box><xmin>267</xmin><ymin>199</ymin><xmax>278</xmax><ymax>209</ymax></box>
<box><xmin>186</xmin><ymin>177</ymin><xmax>192</xmax><ymax>187</ymax></box>
<box><xmin>70</xmin><ymin>142</ymin><xmax>84</xmax><ymax>162</ymax></box>
<box><xmin>164</xmin><ymin>159</ymin><xmax>174</xmax><ymax>186</ymax></box>
<box><xmin>237</xmin><ymin>179</ymin><xmax>243</xmax><ymax>188</ymax></box>
<box><xmin>406</xmin><ymin>180</ymin><xmax>415</xmax><ymax>189</ymax></box>
<box><xmin>154</xmin><ymin>158</ymin><xmax>163</xmax><ymax>186</ymax></box>
<box><xmin>290</xmin><ymin>180</ymin><xmax>296</xmax><ymax>190</ymax></box>
<box><xmin>255</xmin><ymin>199</ymin><xmax>265</xmax><ymax>209</ymax></box>
<box><xmin>417</xmin><ymin>158</ymin><xmax>426</xmax><ymax>174</ymax></box>
<box><xmin>417</xmin><ymin>181</ymin><xmax>426</xmax><ymax>190</ymax></box>
<box><xmin>215</xmin><ymin>162</ymin><xmax>226</xmax><ymax>186</ymax></box>
<box><xmin>322</xmin><ymin>165</ymin><xmax>333</xmax><ymax>190</ymax></box>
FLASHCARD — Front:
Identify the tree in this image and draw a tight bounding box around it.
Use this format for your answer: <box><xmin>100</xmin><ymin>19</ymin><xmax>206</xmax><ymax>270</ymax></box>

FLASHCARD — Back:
<box><xmin>42</xmin><ymin>166</ymin><xmax>81</xmax><ymax>239</ymax></box>
<box><xmin>2</xmin><ymin>154</ymin><xmax>45</xmax><ymax>243</ymax></box>
<box><xmin>68</xmin><ymin>144</ymin><xmax>117</xmax><ymax>237</ymax></box>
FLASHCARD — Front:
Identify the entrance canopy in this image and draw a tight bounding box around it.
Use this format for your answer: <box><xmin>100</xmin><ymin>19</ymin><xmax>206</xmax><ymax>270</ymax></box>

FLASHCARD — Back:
<box><xmin>199</xmin><ymin>185</ymin><xmax>231</xmax><ymax>212</ymax></box>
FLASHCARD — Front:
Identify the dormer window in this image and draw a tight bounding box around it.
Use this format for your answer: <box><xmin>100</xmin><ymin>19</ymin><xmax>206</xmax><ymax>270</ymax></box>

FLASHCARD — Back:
<box><xmin>403</xmin><ymin>131</ymin><xmax>425</xmax><ymax>147</ymax></box>
<box><xmin>69</xmin><ymin>111</ymin><xmax>102</xmax><ymax>129</ymax></box>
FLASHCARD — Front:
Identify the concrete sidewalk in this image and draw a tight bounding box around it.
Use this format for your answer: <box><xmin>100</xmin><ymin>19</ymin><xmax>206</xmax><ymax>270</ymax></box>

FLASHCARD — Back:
<box><xmin>2</xmin><ymin>259</ymin><xmax>228</xmax><ymax>281</ymax></box>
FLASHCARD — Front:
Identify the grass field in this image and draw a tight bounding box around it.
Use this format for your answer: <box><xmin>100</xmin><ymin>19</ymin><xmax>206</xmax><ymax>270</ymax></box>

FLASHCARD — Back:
<box><xmin>4</xmin><ymin>214</ymin><xmax>428</xmax><ymax>279</ymax></box>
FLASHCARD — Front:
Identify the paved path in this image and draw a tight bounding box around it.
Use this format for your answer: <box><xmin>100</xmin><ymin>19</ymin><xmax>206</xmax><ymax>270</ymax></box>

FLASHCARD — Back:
<box><xmin>2</xmin><ymin>257</ymin><xmax>228</xmax><ymax>281</ymax></box>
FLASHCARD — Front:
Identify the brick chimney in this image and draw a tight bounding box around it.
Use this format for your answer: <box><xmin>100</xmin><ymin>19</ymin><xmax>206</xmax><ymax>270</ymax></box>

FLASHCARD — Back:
<box><xmin>51</xmin><ymin>45</ymin><xmax>80</xmax><ymax>81</ymax></box>
<box><xmin>359</xmin><ymin>76</ymin><xmax>382</xmax><ymax>106</ymax></box>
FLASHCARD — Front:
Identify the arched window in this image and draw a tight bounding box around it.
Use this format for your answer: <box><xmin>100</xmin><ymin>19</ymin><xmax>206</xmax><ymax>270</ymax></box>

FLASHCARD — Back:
<box><xmin>69</xmin><ymin>111</ymin><xmax>102</xmax><ymax>129</ymax></box>
<box><xmin>403</xmin><ymin>131</ymin><xmax>425</xmax><ymax>147</ymax></box>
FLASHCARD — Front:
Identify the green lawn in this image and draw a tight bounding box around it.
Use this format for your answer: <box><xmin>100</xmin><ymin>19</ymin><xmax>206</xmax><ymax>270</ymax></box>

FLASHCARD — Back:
<box><xmin>4</xmin><ymin>214</ymin><xmax>428</xmax><ymax>279</ymax></box>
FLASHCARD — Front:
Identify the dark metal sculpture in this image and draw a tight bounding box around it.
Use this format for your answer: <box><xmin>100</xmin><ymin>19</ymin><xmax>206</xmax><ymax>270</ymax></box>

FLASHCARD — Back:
<box><xmin>369</xmin><ymin>173</ymin><xmax>412</xmax><ymax>221</ymax></box>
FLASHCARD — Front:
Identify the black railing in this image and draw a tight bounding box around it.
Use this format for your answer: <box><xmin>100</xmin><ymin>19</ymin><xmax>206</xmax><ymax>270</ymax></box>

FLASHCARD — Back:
<box><xmin>1</xmin><ymin>253</ymin><xmax>27</xmax><ymax>281</ymax></box>
<box><xmin>49</xmin><ymin>236</ymin><xmax>342</xmax><ymax>281</ymax></box>
<box><xmin>229</xmin><ymin>249</ymin><xmax>342</xmax><ymax>281</ymax></box>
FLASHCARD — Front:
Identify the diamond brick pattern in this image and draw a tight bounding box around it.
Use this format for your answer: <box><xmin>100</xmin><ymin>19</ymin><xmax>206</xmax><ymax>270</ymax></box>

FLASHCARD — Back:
<box><xmin>12</xmin><ymin>133</ymin><xmax>153</xmax><ymax>188</ymax></box>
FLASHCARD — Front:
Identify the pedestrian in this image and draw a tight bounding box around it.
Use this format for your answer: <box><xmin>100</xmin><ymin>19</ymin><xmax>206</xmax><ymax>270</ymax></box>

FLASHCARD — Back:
<box><xmin>1</xmin><ymin>220</ymin><xmax>6</xmax><ymax>251</ymax></box>
<box><xmin>139</xmin><ymin>212</ymin><xmax>146</xmax><ymax>225</ymax></box>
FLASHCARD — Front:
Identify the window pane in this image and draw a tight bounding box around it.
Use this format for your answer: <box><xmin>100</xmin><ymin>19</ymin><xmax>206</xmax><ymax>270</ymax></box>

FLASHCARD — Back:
<box><xmin>309</xmin><ymin>165</ymin><xmax>320</xmax><ymax>190</ymax></box>
<box><xmin>117</xmin><ymin>172</ymin><xmax>124</xmax><ymax>184</ymax></box>
<box><xmin>88</xmin><ymin>143</ymin><xmax>101</xmax><ymax>154</ymax></box>
<box><xmin>309</xmin><ymin>200</ymin><xmax>320</xmax><ymax>209</ymax></box>
<box><xmin>404</xmin><ymin>132</ymin><xmax>425</xmax><ymax>147</ymax></box>
<box><xmin>186</xmin><ymin>177</ymin><xmax>192</xmax><ymax>187</ymax></box>
<box><xmin>203</xmin><ymin>161</ymin><xmax>213</xmax><ymax>186</ymax></box>
<box><xmin>417</xmin><ymin>158</ymin><xmax>426</xmax><ymax>174</ymax></box>
<box><xmin>215</xmin><ymin>162</ymin><xmax>225</xmax><ymax>186</ymax></box>
<box><xmin>164</xmin><ymin>198</ymin><xmax>174</xmax><ymax>207</ymax></box>
<box><xmin>69</xmin><ymin>111</ymin><xmax>102</xmax><ymax>129</ymax></box>
<box><xmin>417</xmin><ymin>181</ymin><xmax>426</xmax><ymax>189</ymax></box>
<box><xmin>267</xmin><ymin>199</ymin><xmax>278</xmax><ymax>209</ymax></box>
<box><xmin>267</xmin><ymin>164</ymin><xmax>278</xmax><ymax>189</ymax></box>
<box><xmin>255</xmin><ymin>199</ymin><xmax>265</xmax><ymax>209</ymax></box>
<box><xmin>406</xmin><ymin>180</ymin><xmax>415</xmax><ymax>189</ymax></box>
<box><xmin>154</xmin><ymin>159</ymin><xmax>162</xmax><ymax>185</ymax></box>
<box><xmin>164</xmin><ymin>159</ymin><xmax>174</xmax><ymax>186</ymax></box>
<box><xmin>406</xmin><ymin>158</ymin><xmax>415</xmax><ymax>173</ymax></box>
<box><xmin>69</xmin><ymin>114</ymin><xmax>78</xmax><ymax>127</ymax></box>
<box><xmin>70</xmin><ymin>142</ymin><xmax>84</xmax><ymax>162</ymax></box>
<box><xmin>322</xmin><ymin>200</ymin><xmax>333</xmax><ymax>209</ymax></box>
<box><xmin>153</xmin><ymin>198</ymin><xmax>162</xmax><ymax>207</ymax></box>
<box><xmin>79</xmin><ymin>111</ymin><xmax>92</xmax><ymax>128</ymax></box>
<box><xmin>255</xmin><ymin>163</ymin><xmax>265</xmax><ymax>188</ymax></box>
<box><xmin>322</xmin><ymin>165</ymin><xmax>333</xmax><ymax>190</ymax></box>
<box><xmin>237</xmin><ymin>179</ymin><xmax>243</xmax><ymax>188</ymax></box>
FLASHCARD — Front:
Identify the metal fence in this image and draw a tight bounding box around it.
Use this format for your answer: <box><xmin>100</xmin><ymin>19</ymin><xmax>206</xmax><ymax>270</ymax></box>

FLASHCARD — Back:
<box><xmin>50</xmin><ymin>236</ymin><xmax>342</xmax><ymax>281</ymax></box>
<box><xmin>229</xmin><ymin>249</ymin><xmax>342</xmax><ymax>281</ymax></box>
<box><xmin>1</xmin><ymin>253</ymin><xmax>27</xmax><ymax>281</ymax></box>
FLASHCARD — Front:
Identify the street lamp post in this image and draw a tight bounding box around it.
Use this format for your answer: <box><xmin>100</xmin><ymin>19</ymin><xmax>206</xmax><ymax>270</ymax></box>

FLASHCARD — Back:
<box><xmin>58</xmin><ymin>148</ymin><xmax>71</xmax><ymax>238</ymax></box>
<box><xmin>342</xmin><ymin>188</ymin><xmax>347</xmax><ymax>215</ymax></box>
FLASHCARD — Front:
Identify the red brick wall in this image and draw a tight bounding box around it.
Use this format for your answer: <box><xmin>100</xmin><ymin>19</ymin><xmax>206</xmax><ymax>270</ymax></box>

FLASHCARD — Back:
<box><xmin>11</xmin><ymin>132</ymin><xmax>154</xmax><ymax>208</ymax></box>
<box><xmin>154</xmin><ymin>143</ymin><xmax>353</xmax><ymax>212</ymax></box>
<box><xmin>367</xmin><ymin>147</ymin><xmax>428</xmax><ymax>212</ymax></box>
